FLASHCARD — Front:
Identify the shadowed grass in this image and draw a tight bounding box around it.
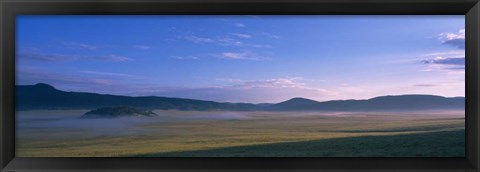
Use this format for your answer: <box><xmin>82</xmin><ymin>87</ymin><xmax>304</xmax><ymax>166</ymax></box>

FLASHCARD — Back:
<box><xmin>138</xmin><ymin>129</ymin><xmax>465</xmax><ymax>157</ymax></box>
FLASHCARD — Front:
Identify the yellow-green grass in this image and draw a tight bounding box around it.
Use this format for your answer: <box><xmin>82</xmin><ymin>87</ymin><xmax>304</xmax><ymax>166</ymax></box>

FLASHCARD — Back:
<box><xmin>16</xmin><ymin>110</ymin><xmax>465</xmax><ymax>157</ymax></box>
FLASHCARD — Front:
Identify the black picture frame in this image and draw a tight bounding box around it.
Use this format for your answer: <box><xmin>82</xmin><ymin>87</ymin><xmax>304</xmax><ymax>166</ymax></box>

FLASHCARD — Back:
<box><xmin>1</xmin><ymin>0</ymin><xmax>479</xmax><ymax>171</ymax></box>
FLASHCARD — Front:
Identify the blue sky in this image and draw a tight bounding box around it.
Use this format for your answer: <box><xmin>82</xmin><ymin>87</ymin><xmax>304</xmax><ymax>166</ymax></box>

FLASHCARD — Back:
<box><xmin>16</xmin><ymin>15</ymin><xmax>465</xmax><ymax>103</ymax></box>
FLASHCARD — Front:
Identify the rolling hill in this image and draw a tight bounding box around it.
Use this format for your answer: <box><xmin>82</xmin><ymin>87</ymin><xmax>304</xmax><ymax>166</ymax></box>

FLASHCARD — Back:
<box><xmin>80</xmin><ymin>106</ymin><xmax>158</xmax><ymax>119</ymax></box>
<box><xmin>16</xmin><ymin>83</ymin><xmax>464</xmax><ymax>111</ymax></box>
<box><xmin>16</xmin><ymin>83</ymin><xmax>258</xmax><ymax>111</ymax></box>
<box><xmin>270</xmin><ymin>95</ymin><xmax>464</xmax><ymax>111</ymax></box>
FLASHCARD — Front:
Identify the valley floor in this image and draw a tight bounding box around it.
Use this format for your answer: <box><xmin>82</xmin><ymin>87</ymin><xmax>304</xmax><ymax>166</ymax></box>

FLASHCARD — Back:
<box><xmin>16</xmin><ymin>110</ymin><xmax>465</xmax><ymax>157</ymax></box>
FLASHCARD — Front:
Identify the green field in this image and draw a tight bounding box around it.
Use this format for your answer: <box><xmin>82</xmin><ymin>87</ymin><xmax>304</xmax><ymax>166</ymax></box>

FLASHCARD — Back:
<box><xmin>139</xmin><ymin>130</ymin><xmax>464</xmax><ymax>157</ymax></box>
<box><xmin>16</xmin><ymin>110</ymin><xmax>465</xmax><ymax>157</ymax></box>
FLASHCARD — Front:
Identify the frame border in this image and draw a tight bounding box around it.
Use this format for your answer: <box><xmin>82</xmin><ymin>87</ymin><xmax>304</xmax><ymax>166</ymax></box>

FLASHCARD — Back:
<box><xmin>466</xmin><ymin>2</ymin><xmax>480</xmax><ymax>171</ymax></box>
<box><xmin>1</xmin><ymin>0</ymin><xmax>479</xmax><ymax>171</ymax></box>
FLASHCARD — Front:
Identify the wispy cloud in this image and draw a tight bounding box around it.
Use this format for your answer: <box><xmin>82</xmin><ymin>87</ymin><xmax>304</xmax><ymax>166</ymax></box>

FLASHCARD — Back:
<box><xmin>229</xmin><ymin>33</ymin><xmax>251</xmax><ymax>39</ymax></box>
<box><xmin>133</xmin><ymin>45</ymin><xmax>152</xmax><ymax>50</ymax></box>
<box><xmin>79</xmin><ymin>70</ymin><xmax>133</xmax><ymax>77</ymax></box>
<box><xmin>423</xmin><ymin>51</ymin><xmax>464</xmax><ymax>57</ymax></box>
<box><xmin>259</xmin><ymin>32</ymin><xmax>281</xmax><ymax>39</ymax></box>
<box><xmin>439</xmin><ymin>29</ymin><xmax>465</xmax><ymax>49</ymax></box>
<box><xmin>420</xmin><ymin>29</ymin><xmax>465</xmax><ymax>72</ymax></box>
<box><xmin>100</xmin><ymin>55</ymin><xmax>131</xmax><ymax>62</ymax></box>
<box><xmin>249</xmin><ymin>44</ymin><xmax>273</xmax><ymax>48</ymax></box>
<box><xmin>217</xmin><ymin>37</ymin><xmax>272</xmax><ymax>48</ymax></box>
<box><xmin>414</xmin><ymin>84</ymin><xmax>437</xmax><ymax>87</ymax></box>
<box><xmin>220</xmin><ymin>52</ymin><xmax>247</xmax><ymax>59</ymax></box>
<box><xmin>234</xmin><ymin>23</ymin><xmax>246</xmax><ymax>28</ymax></box>
<box><xmin>170</xmin><ymin>56</ymin><xmax>199</xmax><ymax>60</ymax></box>
<box><xmin>440</xmin><ymin>29</ymin><xmax>465</xmax><ymax>40</ymax></box>
<box><xmin>18</xmin><ymin>50</ymin><xmax>132</xmax><ymax>63</ymax></box>
<box><xmin>65</xmin><ymin>42</ymin><xmax>98</xmax><ymax>50</ymax></box>
<box><xmin>217</xmin><ymin>37</ymin><xmax>244</xmax><ymax>46</ymax></box>
<box><xmin>422</xmin><ymin>57</ymin><xmax>464</xmax><ymax>66</ymax></box>
<box><xmin>216</xmin><ymin>51</ymin><xmax>270</xmax><ymax>60</ymax></box>
<box><xmin>19</xmin><ymin>51</ymin><xmax>78</xmax><ymax>62</ymax></box>
<box><xmin>169</xmin><ymin>51</ymin><xmax>271</xmax><ymax>61</ymax></box>
<box><xmin>180</xmin><ymin>34</ymin><xmax>271</xmax><ymax>48</ymax></box>
<box><xmin>227</xmin><ymin>77</ymin><xmax>308</xmax><ymax>89</ymax></box>
<box><xmin>215</xmin><ymin>77</ymin><xmax>331</xmax><ymax>94</ymax></box>
<box><xmin>421</xmin><ymin>55</ymin><xmax>465</xmax><ymax>71</ymax></box>
<box><xmin>181</xmin><ymin>35</ymin><xmax>215</xmax><ymax>44</ymax></box>
<box><xmin>167</xmin><ymin>27</ymin><xmax>177</xmax><ymax>32</ymax></box>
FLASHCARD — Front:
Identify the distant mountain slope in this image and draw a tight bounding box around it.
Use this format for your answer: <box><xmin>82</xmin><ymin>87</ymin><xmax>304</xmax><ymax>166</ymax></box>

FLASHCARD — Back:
<box><xmin>270</xmin><ymin>95</ymin><xmax>464</xmax><ymax>111</ymax></box>
<box><xmin>16</xmin><ymin>83</ymin><xmax>465</xmax><ymax>111</ymax></box>
<box><xmin>16</xmin><ymin>83</ymin><xmax>258</xmax><ymax>111</ymax></box>
<box><xmin>271</xmin><ymin>97</ymin><xmax>319</xmax><ymax>109</ymax></box>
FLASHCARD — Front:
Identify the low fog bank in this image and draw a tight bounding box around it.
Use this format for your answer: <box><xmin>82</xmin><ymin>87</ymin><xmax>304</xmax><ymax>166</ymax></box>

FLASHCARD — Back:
<box><xmin>16</xmin><ymin>110</ymin><xmax>254</xmax><ymax>135</ymax></box>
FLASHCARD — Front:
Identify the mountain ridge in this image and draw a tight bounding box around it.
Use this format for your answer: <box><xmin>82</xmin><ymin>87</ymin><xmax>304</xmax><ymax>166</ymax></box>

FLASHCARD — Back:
<box><xmin>16</xmin><ymin>83</ymin><xmax>465</xmax><ymax>111</ymax></box>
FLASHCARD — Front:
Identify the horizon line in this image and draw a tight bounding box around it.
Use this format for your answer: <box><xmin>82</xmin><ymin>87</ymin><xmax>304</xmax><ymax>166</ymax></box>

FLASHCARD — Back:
<box><xmin>16</xmin><ymin>83</ymin><xmax>466</xmax><ymax>105</ymax></box>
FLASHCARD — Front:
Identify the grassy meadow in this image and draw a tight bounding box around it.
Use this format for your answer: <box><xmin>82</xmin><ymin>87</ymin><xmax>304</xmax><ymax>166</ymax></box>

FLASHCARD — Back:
<box><xmin>16</xmin><ymin>110</ymin><xmax>465</xmax><ymax>157</ymax></box>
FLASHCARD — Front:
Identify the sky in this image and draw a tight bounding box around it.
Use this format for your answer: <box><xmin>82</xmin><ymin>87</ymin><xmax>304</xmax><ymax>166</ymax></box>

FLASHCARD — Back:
<box><xmin>16</xmin><ymin>15</ymin><xmax>465</xmax><ymax>103</ymax></box>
